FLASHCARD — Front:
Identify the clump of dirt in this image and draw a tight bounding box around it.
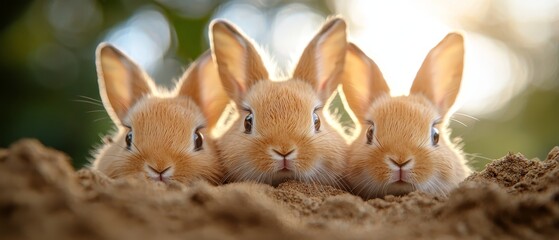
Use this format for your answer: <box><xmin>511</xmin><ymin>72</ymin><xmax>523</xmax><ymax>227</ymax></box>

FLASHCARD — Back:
<box><xmin>1</xmin><ymin>139</ymin><xmax>558</xmax><ymax>239</ymax></box>
<box><xmin>467</xmin><ymin>147</ymin><xmax>559</xmax><ymax>194</ymax></box>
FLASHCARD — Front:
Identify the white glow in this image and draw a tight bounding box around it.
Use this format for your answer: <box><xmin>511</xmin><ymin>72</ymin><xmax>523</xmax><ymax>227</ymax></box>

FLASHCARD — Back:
<box><xmin>270</xmin><ymin>3</ymin><xmax>324</xmax><ymax>68</ymax></box>
<box><xmin>211</xmin><ymin>2</ymin><xmax>327</xmax><ymax>71</ymax></box>
<box><xmin>504</xmin><ymin>0</ymin><xmax>559</xmax><ymax>47</ymax></box>
<box><xmin>458</xmin><ymin>33</ymin><xmax>528</xmax><ymax>115</ymax></box>
<box><xmin>336</xmin><ymin>0</ymin><xmax>530</xmax><ymax>117</ymax></box>
<box><xmin>104</xmin><ymin>9</ymin><xmax>172</xmax><ymax>75</ymax></box>
<box><xmin>345</xmin><ymin>0</ymin><xmax>451</xmax><ymax>96</ymax></box>
<box><xmin>212</xmin><ymin>2</ymin><xmax>268</xmax><ymax>43</ymax></box>
<box><xmin>208</xmin><ymin>0</ymin><xmax>542</xmax><ymax>117</ymax></box>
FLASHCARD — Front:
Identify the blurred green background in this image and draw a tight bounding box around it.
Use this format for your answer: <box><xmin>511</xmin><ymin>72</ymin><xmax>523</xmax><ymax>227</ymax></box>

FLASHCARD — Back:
<box><xmin>0</xmin><ymin>0</ymin><xmax>557</xmax><ymax>170</ymax></box>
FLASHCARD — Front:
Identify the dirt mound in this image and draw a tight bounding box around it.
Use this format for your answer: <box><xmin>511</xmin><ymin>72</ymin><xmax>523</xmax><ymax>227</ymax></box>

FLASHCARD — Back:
<box><xmin>1</xmin><ymin>139</ymin><xmax>558</xmax><ymax>239</ymax></box>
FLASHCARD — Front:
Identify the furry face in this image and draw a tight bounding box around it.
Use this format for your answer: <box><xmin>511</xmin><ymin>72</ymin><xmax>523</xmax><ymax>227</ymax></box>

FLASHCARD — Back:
<box><xmin>210</xmin><ymin>18</ymin><xmax>349</xmax><ymax>187</ymax></box>
<box><xmin>92</xmin><ymin>45</ymin><xmax>228</xmax><ymax>184</ymax></box>
<box><xmin>342</xmin><ymin>34</ymin><xmax>472</xmax><ymax>199</ymax></box>
<box><xmin>347</xmin><ymin>95</ymin><xmax>467</xmax><ymax>198</ymax></box>
<box><xmin>218</xmin><ymin>80</ymin><xmax>346</xmax><ymax>186</ymax></box>
<box><xmin>95</xmin><ymin>97</ymin><xmax>222</xmax><ymax>184</ymax></box>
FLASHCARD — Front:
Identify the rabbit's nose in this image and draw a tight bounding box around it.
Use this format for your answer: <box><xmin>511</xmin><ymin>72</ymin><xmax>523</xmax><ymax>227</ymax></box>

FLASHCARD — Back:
<box><xmin>272</xmin><ymin>149</ymin><xmax>296</xmax><ymax>158</ymax></box>
<box><xmin>145</xmin><ymin>165</ymin><xmax>174</xmax><ymax>182</ymax></box>
<box><xmin>387</xmin><ymin>157</ymin><xmax>414</xmax><ymax>169</ymax></box>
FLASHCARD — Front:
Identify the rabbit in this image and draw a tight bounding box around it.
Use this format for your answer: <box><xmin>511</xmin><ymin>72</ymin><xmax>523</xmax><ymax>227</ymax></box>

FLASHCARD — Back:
<box><xmin>341</xmin><ymin>33</ymin><xmax>472</xmax><ymax>199</ymax></box>
<box><xmin>209</xmin><ymin>17</ymin><xmax>349</xmax><ymax>187</ymax></box>
<box><xmin>90</xmin><ymin>43</ymin><xmax>229</xmax><ymax>184</ymax></box>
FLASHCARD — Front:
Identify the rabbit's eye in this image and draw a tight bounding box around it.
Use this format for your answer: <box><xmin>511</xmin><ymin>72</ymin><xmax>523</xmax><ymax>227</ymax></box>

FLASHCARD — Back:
<box><xmin>431</xmin><ymin>126</ymin><xmax>439</xmax><ymax>146</ymax></box>
<box><xmin>193</xmin><ymin>130</ymin><xmax>204</xmax><ymax>151</ymax></box>
<box><xmin>244</xmin><ymin>113</ymin><xmax>253</xmax><ymax>134</ymax></box>
<box><xmin>313</xmin><ymin>112</ymin><xmax>321</xmax><ymax>132</ymax></box>
<box><xmin>125</xmin><ymin>130</ymin><xmax>133</xmax><ymax>150</ymax></box>
<box><xmin>366</xmin><ymin>124</ymin><xmax>374</xmax><ymax>145</ymax></box>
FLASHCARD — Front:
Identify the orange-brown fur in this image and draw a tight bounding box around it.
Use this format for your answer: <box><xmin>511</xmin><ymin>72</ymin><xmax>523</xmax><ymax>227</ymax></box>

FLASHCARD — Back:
<box><xmin>91</xmin><ymin>44</ymin><xmax>227</xmax><ymax>184</ymax></box>
<box><xmin>342</xmin><ymin>34</ymin><xmax>471</xmax><ymax>198</ymax></box>
<box><xmin>94</xmin><ymin>98</ymin><xmax>222</xmax><ymax>184</ymax></box>
<box><xmin>210</xmin><ymin>18</ymin><xmax>349</xmax><ymax>187</ymax></box>
<box><xmin>347</xmin><ymin>95</ymin><xmax>468</xmax><ymax>197</ymax></box>
<box><xmin>218</xmin><ymin>80</ymin><xmax>346</xmax><ymax>186</ymax></box>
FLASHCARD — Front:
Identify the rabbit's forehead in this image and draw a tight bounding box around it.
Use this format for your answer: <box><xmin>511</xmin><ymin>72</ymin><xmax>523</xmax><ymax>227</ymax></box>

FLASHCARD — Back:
<box><xmin>368</xmin><ymin>96</ymin><xmax>439</xmax><ymax>139</ymax></box>
<box><xmin>127</xmin><ymin>97</ymin><xmax>205</xmax><ymax>141</ymax></box>
<box><xmin>245</xmin><ymin>81</ymin><xmax>319</xmax><ymax>120</ymax></box>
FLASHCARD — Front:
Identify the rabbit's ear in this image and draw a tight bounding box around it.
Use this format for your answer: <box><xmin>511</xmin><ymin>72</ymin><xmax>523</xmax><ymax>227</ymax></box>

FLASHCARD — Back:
<box><xmin>341</xmin><ymin>43</ymin><xmax>390</xmax><ymax>120</ymax></box>
<box><xmin>293</xmin><ymin>17</ymin><xmax>347</xmax><ymax>102</ymax></box>
<box><xmin>177</xmin><ymin>51</ymin><xmax>230</xmax><ymax>129</ymax></box>
<box><xmin>210</xmin><ymin>19</ymin><xmax>269</xmax><ymax>106</ymax></box>
<box><xmin>96</xmin><ymin>43</ymin><xmax>154</xmax><ymax>124</ymax></box>
<box><xmin>411</xmin><ymin>33</ymin><xmax>464</xmax><ymax>116</ymax></box>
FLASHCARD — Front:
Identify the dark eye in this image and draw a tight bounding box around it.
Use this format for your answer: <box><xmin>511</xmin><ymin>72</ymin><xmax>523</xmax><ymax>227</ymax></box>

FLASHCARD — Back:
<box><xmin>431</xmin><ymin>126</ymin><xmax>439</xmax><ymax>146</ymax></box>
<box><xmin>125</xmin><ymin>130</ymin><xmax>133</xmax><ymax>150</ymax></box>
<box><xmin>244</xmin><ymin>113</ymin><xmax>253</xmax><ymax>134</ymax></box>
<box><xmin>193</xmin><ymin>130</ymin><xmax>204</xmax><ymax>151</ymax></box>
<box><xmin>366</xmin><ymin>124</ymin><xmax>374</xmax><ymax>145</ymax></box>
<box><xmin>313</xmin><ymin>112</ymin><xmax>321</xmax><ymax>132</ymax></box>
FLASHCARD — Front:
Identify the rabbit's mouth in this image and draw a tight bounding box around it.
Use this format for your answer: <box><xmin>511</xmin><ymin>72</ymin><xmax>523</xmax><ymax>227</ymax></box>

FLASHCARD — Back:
<box><xmin>278</xmin><ymin>158</ymin><xmax>297</xmax><ymax>172</ymax></box>
<box><xmin>269</xmin><ymin>148</ymin><xmax>297</xmax><ymax>172</ymax></box>
<box><xmin>279</xmin><ymin>167</ymin><xmax>292</xmax><ymax>172</ymax></box>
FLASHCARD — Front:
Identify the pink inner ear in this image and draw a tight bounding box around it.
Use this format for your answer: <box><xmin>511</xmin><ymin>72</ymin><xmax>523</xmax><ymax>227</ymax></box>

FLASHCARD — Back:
<box><xmin>292</xmin><ymin>18</ymin><xmax>346</xmax><ymax>99</ymax></box>
<box><xmin>318</xmin><ymin>77</ymin><xmax>329</xmax><ymax>92</ymax></box>
<box><xmin>211</xmin><ymin>21</ymin><xmax>269</xmax><ymax>103</ymax></box>
<box><xmin>236</xmin><ymin>76</ymin><xmax>246</xmax><ymax>94</ymax></box>
<box><xmin>97</xmin><ymin>44</ymin><xmax>157</xmax><ymax>125</ymax></box>
<box><xmin>413</xmin><ymin>34</ymin><xmax>464</xmax><ymax>115</ymax></box>
<box><xmin>316</xmin><ymin>30</ymin><xmax>346</xmax><ymax>93</ymax></box>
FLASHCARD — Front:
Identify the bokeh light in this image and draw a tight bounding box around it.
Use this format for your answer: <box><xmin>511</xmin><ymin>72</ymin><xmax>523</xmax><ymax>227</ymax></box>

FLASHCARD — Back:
<box><xmin>104</xmin><ymin>8</ymin><xmax>173</xmax><ymax>79</ymax></box>
<box><xmin>212</xmin><ymin>1</ymin><xmax>268</xmax><ymax>43</ymax></box>
<box><xmin>269</xmin><ymin>3</ymin><xmax>324</xmax><ymax>68</ymax></box>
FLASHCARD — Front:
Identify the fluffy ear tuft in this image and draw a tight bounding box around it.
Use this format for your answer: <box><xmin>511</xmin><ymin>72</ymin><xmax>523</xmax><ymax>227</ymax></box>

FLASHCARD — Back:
<box><xmin>340</xmin><ymin>43</ymin><xmax>390</xmax><ymax>120</ymax></box>
<box><xmin>176</xmin><ymin>51</ymin><xmax>229</xmax><ymax>129</ymax></box>
<box><xmin>96</xmin><ymin>43</ymin><xmax>154</xmax><ymax>124</ymax></box>
<box><xmin>210</xmin><ymin>19</ymin><xmax>269</xmax><ymax>106</ymax></box>
<box><xmin>293</xmin><ymin>17</ymin><xmax>348</xmax><ymax>102</ymax></box>
<box><xmin>410</xmin><ymin>33</ymin><xmax>464</xmax><ymax>116</ymax></box>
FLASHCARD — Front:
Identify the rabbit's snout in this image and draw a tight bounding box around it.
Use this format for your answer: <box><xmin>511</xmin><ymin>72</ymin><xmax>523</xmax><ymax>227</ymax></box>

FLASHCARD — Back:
<box><xmin>385</xmin><ymin>155</ymin><xmax>415</xmax><ymax>183</ymax></box>
<box><xmin>269</xmin><ymin>147</ymin><xmax>298</xmax><ymax>171</ymax></box>
<box><xmin>144</xmin><ymin>164</ymin><xmax>174</xmax><ymax>182</ymax></box>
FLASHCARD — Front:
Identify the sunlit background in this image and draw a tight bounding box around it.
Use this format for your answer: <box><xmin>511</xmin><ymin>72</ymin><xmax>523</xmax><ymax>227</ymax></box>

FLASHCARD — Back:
<box><xmin>1</xmin><ymin>0</ymin><xmax>558</xmax><ymax>170</ymax></box>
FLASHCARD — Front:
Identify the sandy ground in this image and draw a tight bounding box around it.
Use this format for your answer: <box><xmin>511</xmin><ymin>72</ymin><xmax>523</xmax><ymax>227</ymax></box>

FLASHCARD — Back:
<box><xmin>1</xmin><ymin>139</ymin><xmax>558</xmax><ymax>239</ymax></box>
